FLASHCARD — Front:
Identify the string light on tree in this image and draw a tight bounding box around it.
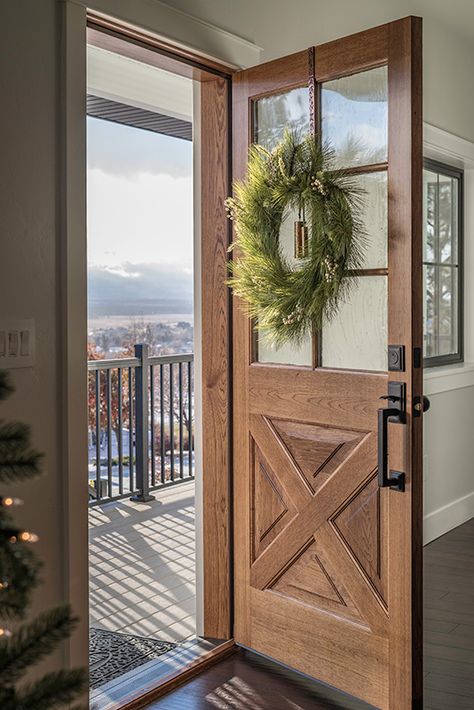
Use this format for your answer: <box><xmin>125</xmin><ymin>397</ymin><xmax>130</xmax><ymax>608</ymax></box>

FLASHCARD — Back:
<box><xmin>7</xmin><ymin>530</ymin><xmax>39</xmax><ymax>544</ymax></box>
<box><xmin>0</xmin><ymin>496</ymin><xmax>23</xmax><ymax>508</ymax></box>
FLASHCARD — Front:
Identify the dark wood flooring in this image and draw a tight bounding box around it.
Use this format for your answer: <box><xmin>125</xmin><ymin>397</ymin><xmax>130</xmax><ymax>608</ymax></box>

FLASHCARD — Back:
<box><xmin>146</xmin><ymin>518</ymin><xmax>474</xmax><ymax>709</ymax></box>
<box><xmin>424</xmin><ymin>517</ymin><xmax>474</xmax><ymax>709</ymax></box>
<box><xmin>146</xmin><ymin>650</ymin><xmax>372</xmax><ymax>709</ymax></box>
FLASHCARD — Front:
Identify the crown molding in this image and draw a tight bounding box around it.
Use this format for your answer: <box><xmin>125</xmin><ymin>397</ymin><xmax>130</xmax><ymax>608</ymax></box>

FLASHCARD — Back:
<box><xmin>64</xmin><ymin>0</ymin><xmax>262</xmax><ymax>70</ymax></box>
<box><xmin>424</xmin><ymin>122</ymin><xmax>474</xmax><ymax>168</ymax></box>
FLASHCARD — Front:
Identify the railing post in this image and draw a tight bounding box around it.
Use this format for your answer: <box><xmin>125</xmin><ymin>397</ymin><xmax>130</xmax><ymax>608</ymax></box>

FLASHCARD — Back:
<box><xmin>130</xmin><ymin>343</ymin><xmax>154</xmax><ymax>503</ymax></box>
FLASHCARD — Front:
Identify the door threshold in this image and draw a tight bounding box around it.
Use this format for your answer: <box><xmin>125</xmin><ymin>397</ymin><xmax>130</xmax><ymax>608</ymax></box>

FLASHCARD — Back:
<box><xmin>90</xmin><ymin>638</ymin><xmax>235</xmax><ymax>710</ymax></box>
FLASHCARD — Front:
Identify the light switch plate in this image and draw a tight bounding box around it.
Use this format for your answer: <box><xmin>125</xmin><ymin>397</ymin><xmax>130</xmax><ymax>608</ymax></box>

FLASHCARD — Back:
<box><xmin>0</xmin><ymin>320</ymin><xmax>35</xmax><ymax>369</ymax></box>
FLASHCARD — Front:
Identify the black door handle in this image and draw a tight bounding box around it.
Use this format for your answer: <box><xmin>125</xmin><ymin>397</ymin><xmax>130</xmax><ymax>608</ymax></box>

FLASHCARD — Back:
<box><xmin>377</xmin><ymin>407</ymin><xmax>405</xmax><ymax>492</ymax></box>
<box><xmin>377</xmin><ymin>382</ymin><xmax>406</xmax><ymax>493</ymax></box>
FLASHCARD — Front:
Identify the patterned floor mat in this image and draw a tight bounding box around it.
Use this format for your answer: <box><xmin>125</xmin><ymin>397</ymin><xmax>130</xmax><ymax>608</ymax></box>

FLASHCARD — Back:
<box><xmin>90</xmin><ymin>628</ymin><xmax>176</xmax><ymax>689</ymax></box>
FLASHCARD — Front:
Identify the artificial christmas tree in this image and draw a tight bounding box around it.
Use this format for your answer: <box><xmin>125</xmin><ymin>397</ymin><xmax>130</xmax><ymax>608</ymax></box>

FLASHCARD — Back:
<box><xmin>0</xmin><ymin>371</ymin><xmax>86</xmax><ymax>709</ymax></box>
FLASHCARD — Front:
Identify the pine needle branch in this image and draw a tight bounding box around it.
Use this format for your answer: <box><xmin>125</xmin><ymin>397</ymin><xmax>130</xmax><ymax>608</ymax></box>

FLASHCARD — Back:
<box><xmin>14</xmin><ymin>668</ymin><xmax>87</xmax><ymax>710</ymax></box>
<box><xmin>0</xmin><ymin>605</ymin><xmax>78</xmax><ymax>684</ymax></box>
<box><xmin>0</xmin><ymin>421</ymin><xmax>43</xmax><ymax>483</ymax></box>
<box><xmin>0</xmin><ymin>372</ymin><xmax>14</xmax><ymax>401</ymax></box>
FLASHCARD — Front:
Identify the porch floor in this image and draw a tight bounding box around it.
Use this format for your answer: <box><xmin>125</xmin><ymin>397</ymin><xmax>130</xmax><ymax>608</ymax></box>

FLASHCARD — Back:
<box><xmin>89</xmin><ymin>480</ymin><xmax>196</xmax><ymax>643</ymax></box>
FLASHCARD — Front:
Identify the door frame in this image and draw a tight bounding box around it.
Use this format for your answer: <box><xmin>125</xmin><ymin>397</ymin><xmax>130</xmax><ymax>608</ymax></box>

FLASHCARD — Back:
<box><xmin>59</xmin><ymin>0</ymin><xmax>244</xmax><ymax>685</ymax></box>
<box><xmin>85</xmin><ymin>12</ymin><xmax>235</xmax><ymax>643</ymax></box>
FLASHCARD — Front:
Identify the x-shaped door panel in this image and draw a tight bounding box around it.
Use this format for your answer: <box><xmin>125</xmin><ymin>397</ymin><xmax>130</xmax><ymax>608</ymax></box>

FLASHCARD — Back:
<box><xmin>250</xmin><ymin>414</ymin><xmax>388</xmax><ymax>636</ymax></box>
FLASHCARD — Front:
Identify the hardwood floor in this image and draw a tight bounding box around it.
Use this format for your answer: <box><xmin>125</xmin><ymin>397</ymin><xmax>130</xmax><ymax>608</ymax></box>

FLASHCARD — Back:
<box><xmin>424</xmin><ymin>517</ymin><xmax>474</xmax><ymax>709</ymax></box>
<box><xmin>145</xmin><ymin>650</ymin><xmax>372</xmax><ymax>709</ymax></box>
<box><xmin>144</xmin><ymin>519</ymin><xmax>473</xmax><ymax>709</ymax></box>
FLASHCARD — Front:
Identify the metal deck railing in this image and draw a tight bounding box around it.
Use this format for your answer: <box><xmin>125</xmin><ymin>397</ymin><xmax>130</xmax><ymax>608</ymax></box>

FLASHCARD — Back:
<box><xmin>87</xmin><ymin>344</ymin><xmax>194</xmax><ymax>505</ymax></box>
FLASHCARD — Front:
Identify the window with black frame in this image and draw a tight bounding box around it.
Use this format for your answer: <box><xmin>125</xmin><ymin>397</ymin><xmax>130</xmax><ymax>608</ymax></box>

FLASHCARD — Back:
<box><xmin>423</xmin><ymin>159</ymin><xmax>463</xmax><ymax>366</ymax></box>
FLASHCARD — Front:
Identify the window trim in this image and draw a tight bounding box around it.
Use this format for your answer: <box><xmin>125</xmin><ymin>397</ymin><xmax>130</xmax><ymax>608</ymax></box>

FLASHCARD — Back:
<box><xmin>423</xmin><ymin>157</ymin><xmax>464</xmax><ymax>368</ymax></box>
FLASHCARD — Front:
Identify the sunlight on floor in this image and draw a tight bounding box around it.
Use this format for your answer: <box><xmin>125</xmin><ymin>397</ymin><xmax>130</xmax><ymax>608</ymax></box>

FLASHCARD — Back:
<box><xmin>89</xmin><ymin>481</ymin><xmax>196</xmax><ymax>643</ymax></box>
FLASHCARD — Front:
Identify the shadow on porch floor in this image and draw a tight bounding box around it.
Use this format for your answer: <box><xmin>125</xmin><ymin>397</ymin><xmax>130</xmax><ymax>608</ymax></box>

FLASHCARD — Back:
<box><xmin>89</xmin><ymin>480</ymin><xmax>196</xmax><ymax>643</ymax></box>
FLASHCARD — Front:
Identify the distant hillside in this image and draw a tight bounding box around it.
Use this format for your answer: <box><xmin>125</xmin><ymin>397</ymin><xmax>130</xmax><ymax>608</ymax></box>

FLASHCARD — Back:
<box><xmin>88</xmin><ymin>262</ymin><xmax>193</xmax><ymax>316</ymax></box>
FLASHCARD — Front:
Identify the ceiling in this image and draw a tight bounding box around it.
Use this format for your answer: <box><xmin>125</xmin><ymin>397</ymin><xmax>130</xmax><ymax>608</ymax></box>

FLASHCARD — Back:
<box><xmin>411</xmin><ymin>0</ymin><xmax>474</xmax><ymax>44</ymax></box>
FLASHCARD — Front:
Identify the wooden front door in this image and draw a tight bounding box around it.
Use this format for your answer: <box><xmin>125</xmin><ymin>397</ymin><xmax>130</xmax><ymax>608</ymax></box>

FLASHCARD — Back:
<box><xmin>232</xmin><ymin>17</ymin><xmax>423</xmax><ymax>710</ymax></box>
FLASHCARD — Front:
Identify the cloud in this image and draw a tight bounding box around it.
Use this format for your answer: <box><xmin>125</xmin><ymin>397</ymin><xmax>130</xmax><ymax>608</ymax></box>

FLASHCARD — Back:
<box><xmin>89</xmin><ymin>262</ymin><xmax>192</xmax><ymax>300</ymax></box>
<box><xmin>87</xmin><ymin>116</ymin><xmax>192</xmax><ymax>179</ymax></box>
<box><xmin>87</xmin><ymin>169</ymin><xmax>193</xmax><ymax>269</ymax></box>
<box><xmin>88</xmin><ymin>262</ymin><xmax>193</xmax><ymax>316</ymax></box>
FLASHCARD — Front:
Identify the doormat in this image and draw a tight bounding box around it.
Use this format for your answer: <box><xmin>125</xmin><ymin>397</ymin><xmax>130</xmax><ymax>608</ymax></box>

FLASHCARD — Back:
<box><xmin>90</xmin><ymin>628</ymin><xmax>176</xmax><ymax>689</ymax></box>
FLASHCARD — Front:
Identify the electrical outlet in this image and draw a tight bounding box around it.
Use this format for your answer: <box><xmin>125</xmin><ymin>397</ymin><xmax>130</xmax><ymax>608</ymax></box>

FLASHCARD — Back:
<box><xmin>0</xmin><ymin>320</ymin><xmax>35</xmax><ymax>369</ymax></box>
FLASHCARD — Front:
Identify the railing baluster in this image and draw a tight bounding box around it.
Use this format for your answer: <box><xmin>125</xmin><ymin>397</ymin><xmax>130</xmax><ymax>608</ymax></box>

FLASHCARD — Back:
<box><xmin>95</xmin><ymin>370</ymin><xmax>101</xmax><ymax>500</ymax></box>
<box><xmin>106</xmin><ymin>368</ymin><xmax>112</xmax><ymax>498</ymax></box>
<box><xmin>169</xmin><ymin>362</ymin><xmax>174</xmax><ymax>482</ymax></box>
<box><xmin>130</xmin><ymin>344</ymin><xmax>153</xmax><ymax>502</ymax></box>
<box><xmin>160</xmin><ymin>364</ymin><xmax>165</xmax><ymax>485</ymax></box>
<box><xmin>128</xmin><ymin>366</ymin><xmax>134</xmax><ymax>493</ymax></box>
<box><xmin>188</xmin><ymin>359</ymin><xmax>192</xmax><ymax>478</ymax></box>
<box><xmin>150</xmin><ymin>365</ymin><xmax>155</xmax><ymax>487</ymax></box>
<box><xmin>118</xmin><ymin>368</ymin><xmax>123</xmax><ymax>496</ymax></box>
<box><xmin>179</xmin><ymin>362</ymin><xmax>184</xmax><ymax>479</ymax></box>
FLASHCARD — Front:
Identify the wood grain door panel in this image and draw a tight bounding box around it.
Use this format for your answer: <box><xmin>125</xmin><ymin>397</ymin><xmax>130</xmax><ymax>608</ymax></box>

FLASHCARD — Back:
<box><xmin>232</xmin><ymin>17</ymin><xmax>423</xmax><ymax>710</ymax></box>
<box><xmin>250</xmin><ymin>414</ymin><xmax>387</xmax><ymax>633</ymax></box>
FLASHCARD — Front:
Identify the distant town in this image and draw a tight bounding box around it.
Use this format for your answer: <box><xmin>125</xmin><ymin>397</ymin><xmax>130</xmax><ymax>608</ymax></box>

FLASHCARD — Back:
<box><xmin>88</xmin><ymin>314</ymin><xmax>194</xmax><ymax>359</ymax></box>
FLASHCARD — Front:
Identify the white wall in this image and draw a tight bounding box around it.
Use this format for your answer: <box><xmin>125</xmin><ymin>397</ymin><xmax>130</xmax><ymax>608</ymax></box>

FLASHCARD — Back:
<box><xmin>424</xmin><ymin>375</ymin><xmax>474</xmax><ymax>543</ymax></box>
<box><xmin>0</xmin><ymin>0</ymin><xmax>64</xmax><ymax>674</ymax></box>
<box><xmin>423</xmin><ymin>132</ymin><xmax>474</xmax><ymax>542</ymax></box>
<box><xmin>1</xmin><ymin>0</ymin><xmax>474</xmax><ymax>681</ymax></box>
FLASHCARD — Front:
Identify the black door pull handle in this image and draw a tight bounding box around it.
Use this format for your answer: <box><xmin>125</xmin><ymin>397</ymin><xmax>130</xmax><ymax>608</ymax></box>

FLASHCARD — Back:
<box><xmin>377</xmin><ymin>382</ymin><xmax>406</xmax><ymax>493</ymax></box>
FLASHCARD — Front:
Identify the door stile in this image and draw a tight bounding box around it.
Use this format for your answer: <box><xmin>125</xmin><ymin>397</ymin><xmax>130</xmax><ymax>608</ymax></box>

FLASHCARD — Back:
<box><xmin>232</xmin><ymin>66</ymin><xmax>251</xmax><ymax>646</ymax></box>
<box><xmin>232</xmin><ymin>52</ymin><xmax>310</xmax><ymax>646</ymax></box>
<box><xmin>386</xmin><ymin>16</ymin><xmax>423</xmax><ymax>709</ymax></box>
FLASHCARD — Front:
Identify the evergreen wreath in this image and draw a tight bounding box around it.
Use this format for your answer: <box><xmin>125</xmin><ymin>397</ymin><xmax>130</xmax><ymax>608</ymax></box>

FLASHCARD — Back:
<box><xmin>226</xmin><ymin>131</ymin><xmax>367</xmax><ymax>346</ymax></box>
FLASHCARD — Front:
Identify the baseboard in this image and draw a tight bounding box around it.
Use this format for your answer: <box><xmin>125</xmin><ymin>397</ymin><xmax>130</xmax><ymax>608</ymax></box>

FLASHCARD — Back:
<box><xmin>424</xmin><ymin>490</ymin><xmax>474</xmax><ymax>545</ymax></box>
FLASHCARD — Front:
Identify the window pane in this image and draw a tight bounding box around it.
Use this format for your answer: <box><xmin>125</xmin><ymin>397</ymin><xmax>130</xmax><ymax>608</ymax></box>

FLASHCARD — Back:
<box><xmin>423</xmin><ymin>264</ymin><xmax>436</xmax><ymax>358</ymax></box>
<box><xmin>438</xmin><ymin>174</ymin><xmax>458</xmax><ymax>264</ymax></box>
<box><xmin>438</xmin><ymin>266</ymin><xmax>458</xmax><ymax>356</ymax></box>
<box><xmin>423</xmin><ymin>161</ymin><xmax>462</xmax><ymax>364</ymax></box>
<box><xmin>253</xmin><ymin>87</ymin><xmax>310</xmax><ymax>151</ymax></box>
<box><xmin>321</xmin><ymin>276</ymin><xmax>387</xmax><ymax>371</ymax></box>
<box><xmin>355</xmin><ymin>171</ymin><xmax>387</xmax><ymax>269</ymax></box>
<box><xmin>321</xmin><ymin>66</ymin><xmax>388</xmax><ymax>168</ymax></box>
<box><xmin>423</xmin><ymin>170</ymin><xmax>437</xmax><ymax>263</ymax></box>
<box><xmin>423</xmin><ymin>264</ymin><xmax>459</xmax><ymax>359</ymax></box>
<box><xmin>253</xmin><ymin>87</ymin><xmax>313</xmax><ymax>365</ymax></box>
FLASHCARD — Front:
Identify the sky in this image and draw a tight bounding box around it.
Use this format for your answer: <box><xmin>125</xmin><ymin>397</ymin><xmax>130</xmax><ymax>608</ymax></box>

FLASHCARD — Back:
<box><xmin>87</xmin><ymin>117</ymin><xmax>193</xmax><ymax>314</ymax></box>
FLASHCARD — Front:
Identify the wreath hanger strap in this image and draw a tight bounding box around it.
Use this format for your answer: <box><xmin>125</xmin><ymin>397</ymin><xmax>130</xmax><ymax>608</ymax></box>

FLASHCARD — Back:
<box><xmin>307</xmin><ymin>46</ymin><xmax>317</xmax><ymax>137</ymax></box>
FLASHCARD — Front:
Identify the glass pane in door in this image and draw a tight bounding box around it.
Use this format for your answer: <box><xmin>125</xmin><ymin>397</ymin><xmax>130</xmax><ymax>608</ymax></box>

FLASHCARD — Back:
<box><xmin>322</xmin><ymin>276</ymin><xmax>388</xmax><ymax>371</ymax></box>
<box><xmin>254</xmin><ymin>87</ymin><xmax>310</xmax><ymax>151</ymax></box>
<box><xmin>355</xmin><ymin>171</ymin><xmax>387</xmax><ymax>269</ymax></box>
<box><xmin>321</xmin><ymin>66</ymin><xmax>388</xmax><ymax>168</ymax></box>
<box><xmin>320</xmin><ymin>66</ymin><xmax>388</xmax><ymax>371</ymax></box>
<box><xmin>253</xmin><ymin>87</ymin><xmax>313</xmax><ymax>365</ymax></box>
